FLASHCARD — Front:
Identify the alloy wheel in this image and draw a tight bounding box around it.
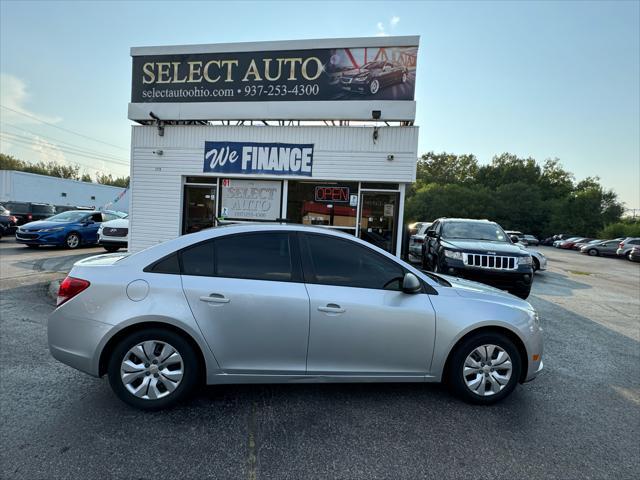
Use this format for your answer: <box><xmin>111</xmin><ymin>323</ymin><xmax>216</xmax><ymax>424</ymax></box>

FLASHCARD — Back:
<box><xmin>370</xmin><ymin>79</ymin><xmax>380</xmax><ymax>94</ymax></box>
<box><xmin>120</xmin><ymin>340</ymin><xmax>184</xmax><ymax>400</ymax></box>
<box><xmin>402</xmin><ymin>72</ymin><xmax>407</xmax><ymax>83</ymax></box>
<box><xmin>463</xmin><ymin>344</ymin><xmax>513</xmax><ymax>396</ymax></box>
<box><xmin>66</xmin><ymin>234</ymin><xmax>80</xmax><ymax>249</ymax></box>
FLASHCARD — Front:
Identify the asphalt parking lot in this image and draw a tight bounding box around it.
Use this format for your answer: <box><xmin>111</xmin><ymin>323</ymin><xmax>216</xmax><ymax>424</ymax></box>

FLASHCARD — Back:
<box><xmin>1</xmin><ymin>238</ymin><xmax>639</xmax><ymax>480</ymax></box>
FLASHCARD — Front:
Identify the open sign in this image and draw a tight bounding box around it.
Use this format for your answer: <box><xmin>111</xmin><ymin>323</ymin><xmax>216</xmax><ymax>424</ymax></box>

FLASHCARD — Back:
<box><xmin>314</xmin><ymin>186</ymin><xmax>350</xmax><ymax>203</ymax></box>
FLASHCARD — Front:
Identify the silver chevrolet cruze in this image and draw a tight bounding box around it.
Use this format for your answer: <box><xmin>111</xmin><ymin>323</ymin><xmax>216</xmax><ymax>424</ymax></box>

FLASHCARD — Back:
<box><xmin>48</xmin><ymin>224</ymin><xmax>543</xmax><ymax>409</ymax></box>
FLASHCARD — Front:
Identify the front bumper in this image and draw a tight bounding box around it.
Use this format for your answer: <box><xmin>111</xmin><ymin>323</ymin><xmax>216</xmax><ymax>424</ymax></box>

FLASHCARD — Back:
<box><xmin>441</xmin><ymin>258</ymin><xmax>533</xmax><ymax>291</ymax></box>
<box><xmin>99</xmin><ymin>237</ymin><xmax>128</xmax><ymax>247</ymax></box>
<box><xmin>15</xmin><ymin>230</ymin><xmax>66</xmax><ymax>245</ymax></box>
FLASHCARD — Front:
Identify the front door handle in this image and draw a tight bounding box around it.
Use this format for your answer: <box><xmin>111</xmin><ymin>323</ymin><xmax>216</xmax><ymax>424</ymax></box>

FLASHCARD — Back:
<box><xmin>317</xmin><ymin>303</ymin><xmax>345</xmax><ymax>314</ymax></box>
<box><xmin>199</xmin><ymin>293</ymin><xmax>230</xmax><ymax>304</ymax></box>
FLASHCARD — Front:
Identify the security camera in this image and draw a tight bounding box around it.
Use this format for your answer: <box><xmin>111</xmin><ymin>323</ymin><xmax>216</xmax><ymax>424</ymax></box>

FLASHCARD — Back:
<box><xmin>372</xmin><ymin>110</ymin><xmax>381</xmax><ymax>120</ymax></box>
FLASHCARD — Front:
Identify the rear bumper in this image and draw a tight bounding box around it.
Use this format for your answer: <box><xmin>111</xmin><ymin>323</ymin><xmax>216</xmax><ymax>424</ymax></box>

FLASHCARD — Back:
<box><xmin>48</xmin><ymin>308</ymin><xmax>112</xmax><ymax>377</ymax></box>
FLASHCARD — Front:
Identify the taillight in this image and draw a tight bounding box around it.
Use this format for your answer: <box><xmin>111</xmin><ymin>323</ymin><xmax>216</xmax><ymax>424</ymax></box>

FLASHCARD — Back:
<box><xmin>57</xmin><ymin>276</ymin><xmax>90</xmax><ymax>307</ymax></box>
<box><xmin>414</xmin><ymin>238</ymin><xmax>424</xmax><ymax>244</ymax></box>
<box><xmin>619</xmin><ymin>242</ymin><xmax>624</xmax><ymax>249</ymax></box>
<box><xmin>27</xmin><ymin>214</ymin><xmax>32</xmax><ymax>220</ymax></box>
<box><xmin>9</xmin><ymin>216</ymin><xmax>17</xmax><ymax>222</ymax></box>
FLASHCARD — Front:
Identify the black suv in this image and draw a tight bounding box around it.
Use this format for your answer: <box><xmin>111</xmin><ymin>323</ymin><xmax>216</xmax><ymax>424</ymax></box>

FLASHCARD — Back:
<box><xmin>421</xmin><ymin>218</ymin><xmax>534</xmax><ymax>299</ymax></box>
<box><xmin>2</xmin><ymin>201</ymin><xmax>56</xmax><ymax>225</ymax></box>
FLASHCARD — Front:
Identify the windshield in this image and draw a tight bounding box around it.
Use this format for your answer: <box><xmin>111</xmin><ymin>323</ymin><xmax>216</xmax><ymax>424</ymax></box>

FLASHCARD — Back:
<box><xmin>46</xmin><ymin>211</ymin><xmax>90</xmax><ymax>222</ymax></box>
<box><xmin>442</xmin><ymin>222</ymin><xmax>508</xmax><ymax>242</ymax></box>
<box><xmin>32</xmin><ymin>204</ymin><xmax>55</xmax><ymax>214</ymax></box>
<box><xmin>362</xmin><ymin>61</ymin><xmax>383</xmax><ymax>70</ymax></box>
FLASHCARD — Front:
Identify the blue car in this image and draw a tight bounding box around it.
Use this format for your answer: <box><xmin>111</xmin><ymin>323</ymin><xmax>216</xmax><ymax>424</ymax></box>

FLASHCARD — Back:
<box><xmin>15</xmin><ymin>210</ymin><xmax>123</xmax><ymax>249</ymax></box>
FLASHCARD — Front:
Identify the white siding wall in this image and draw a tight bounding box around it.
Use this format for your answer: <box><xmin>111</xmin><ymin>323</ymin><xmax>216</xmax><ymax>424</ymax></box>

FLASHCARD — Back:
<box><xmin>0</xmin><ymin>170</ymin><xmax>130</xmax><ymax>211</ymax></box>
<box><xmin>129</xmin><ymin>125</ymin><xmax>418</xmax><ymax>252</ymax></box>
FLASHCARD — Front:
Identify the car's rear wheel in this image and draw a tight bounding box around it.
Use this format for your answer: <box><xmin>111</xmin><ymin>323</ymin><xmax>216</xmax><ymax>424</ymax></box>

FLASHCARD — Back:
<box><xmin>447</xmin><ymin>332</ymin><xmax>522</xmax><ymax>405</ymax></box>
<box><xmin>369</xmin><ymin>79</ymin><xmax>380</xmax><ymax>94</ymax></box>
<box><xmin>65</xmin><ymin>232</ymin><xmax>81</xmax><ymax>249</ymax></box>
<box><xmin>107</xmin><ymin>328</ymin><xmax>199</xmax><ymax>410</ymax></box>
<box><xmin>588</xmin><ymin>248</ymin><xmax>598</xmax><ymax>256</ymax></box>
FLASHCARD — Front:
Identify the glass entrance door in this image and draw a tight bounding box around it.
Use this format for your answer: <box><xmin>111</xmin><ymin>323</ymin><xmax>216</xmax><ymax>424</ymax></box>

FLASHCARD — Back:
<box><xmin>358</xmin><ymin>191</ymin><xmax>400</xmax><ymax>253</ymax></box>
<box><xmin>183</xmin><ymin>186</ymin><xmax>216</xmax><ymax>234</ymax></box>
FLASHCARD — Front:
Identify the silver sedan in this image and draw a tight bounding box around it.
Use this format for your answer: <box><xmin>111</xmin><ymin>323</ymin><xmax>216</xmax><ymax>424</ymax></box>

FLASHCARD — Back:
<box><xmin>48</xmin><ymin>224</ymin><xmax>543</xmax><ymax>410</ymax></box>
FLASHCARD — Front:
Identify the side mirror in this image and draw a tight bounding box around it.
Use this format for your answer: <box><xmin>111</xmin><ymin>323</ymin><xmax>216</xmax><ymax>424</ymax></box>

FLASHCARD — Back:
<box><xmin>426</xmin><ymin>230</ymin><xmax>438</xmax><ymax>238</ymax></box>
<box><xmin>510</xmin><ymin>235</ymin><xmax>520</xmax><ymax>243</ymax></box>
<box><xmin>402</xmin><ymin>272</ymin><xmax>422</xmax><ymax>294</ymax></box>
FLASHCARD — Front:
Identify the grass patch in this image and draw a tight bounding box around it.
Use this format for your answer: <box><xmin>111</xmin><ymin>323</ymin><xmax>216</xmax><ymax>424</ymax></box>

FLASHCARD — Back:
<box><xmin>568</xmin><ymin>270</ymin><xmax>592</xmax><ymax>276</ymax></box>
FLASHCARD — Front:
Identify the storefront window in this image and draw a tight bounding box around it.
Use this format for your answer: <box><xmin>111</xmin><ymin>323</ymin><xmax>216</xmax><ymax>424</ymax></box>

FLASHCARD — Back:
<box><xmin>287</xmin><ymin>181</ymin><xmax>359</xmax><ymax>230</ymax></box>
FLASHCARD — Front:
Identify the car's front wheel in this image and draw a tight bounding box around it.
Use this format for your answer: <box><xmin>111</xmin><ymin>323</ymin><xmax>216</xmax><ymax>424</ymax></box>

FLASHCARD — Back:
<box><xmin>448</xmin><ymin>332</ymin><xmax>522</xmax><ymax>405</ymax></box>
<box><xmin>65</xmin><ymin>232</ymin><xmax>81</xmax><ymax>249</ymax></box>
<box><xmin>369</xmin><ymin>79</ymin><xmax>380</xmax><ymax>95</ymax></box>
<box><xmin>588</xmin><ymin>248</ymin><xmax>598</xmax><ymax>256</ymax></box>
<box><xmin>107</xmin><ymin>328</ymin><xmax>199</xmax><ymax>410</ymax></box>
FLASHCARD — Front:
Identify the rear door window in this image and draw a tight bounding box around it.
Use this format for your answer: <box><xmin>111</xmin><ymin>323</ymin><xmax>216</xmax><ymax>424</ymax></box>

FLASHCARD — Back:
<box><xmin>214</xmin><ymin>233</ymin><xmax>295</xmax><ymax>282</ymax></box>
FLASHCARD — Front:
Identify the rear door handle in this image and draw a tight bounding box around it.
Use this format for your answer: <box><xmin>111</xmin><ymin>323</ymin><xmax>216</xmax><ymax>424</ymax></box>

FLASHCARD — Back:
<box><xmin>199</xmin><ymin>293</ymin><xmax>230</xmax><ymax>304</ymax></box>
<box><xmin>317</xmin><ymin>303</ymin><xmax>345</xmax><ymax>314</ymax></box>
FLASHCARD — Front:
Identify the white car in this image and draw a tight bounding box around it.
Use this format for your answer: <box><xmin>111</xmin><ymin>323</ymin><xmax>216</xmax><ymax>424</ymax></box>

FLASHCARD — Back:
<box><xmin>408</xmin><ymin>222</ymin><xmax>432</xmax><ymax>260</ymax></box>
<box><xmin>98</xmin><ymin>215</ymin><xmax>129</xmax><ymax>252</ymax></box>
<box><xmin>515</xmin><ymin>243</ymin><xmax>547</xmax><ymax>272</ymax></box>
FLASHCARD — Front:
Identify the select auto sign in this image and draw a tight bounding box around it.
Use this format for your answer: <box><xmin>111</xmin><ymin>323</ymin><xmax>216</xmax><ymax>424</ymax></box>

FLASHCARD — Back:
<box><xmin>131</xmin><ymin>44</ymin><xmax>418</xmax><ymax>103</ymax></box>
<box><xmin>204</xmin><ymin>141</ymin><xmax>313</xmax><ymax>176</ymax></box>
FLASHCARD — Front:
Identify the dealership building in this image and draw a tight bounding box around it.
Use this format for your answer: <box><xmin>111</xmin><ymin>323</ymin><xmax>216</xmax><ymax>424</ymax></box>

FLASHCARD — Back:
<box><xmin>127</xmin><ymin>36</ymin><xmax>420</xmax><ymax>255</ymax></box>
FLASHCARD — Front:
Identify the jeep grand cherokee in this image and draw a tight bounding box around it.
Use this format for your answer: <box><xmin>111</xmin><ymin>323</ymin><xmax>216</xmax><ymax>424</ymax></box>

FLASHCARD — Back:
<box><xmin>422</xmin><ymin>218</ymin><xmax>534</xmax><ymax>299</ymax></box>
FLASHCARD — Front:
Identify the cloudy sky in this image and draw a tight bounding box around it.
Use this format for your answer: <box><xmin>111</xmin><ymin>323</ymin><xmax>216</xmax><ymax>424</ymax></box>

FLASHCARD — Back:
<box><xmin>1</xmin><ymin>0</ymin><xmax>638</xmax><ymax>210</ymax></box>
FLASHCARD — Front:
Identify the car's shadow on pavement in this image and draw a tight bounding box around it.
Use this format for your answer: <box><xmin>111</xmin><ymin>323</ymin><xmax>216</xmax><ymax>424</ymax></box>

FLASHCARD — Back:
<box><xmin>530</xmin><ymin>270</ymin><xmax>592</xmax><ymax>296</ymax></box>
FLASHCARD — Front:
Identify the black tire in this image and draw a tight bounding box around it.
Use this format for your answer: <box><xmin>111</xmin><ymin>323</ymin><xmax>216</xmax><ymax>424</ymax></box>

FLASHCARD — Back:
<box><xmin>532</xmin><ymin>258</ymin><xmax>540</xmax><ymax>272</ymax></box>
<box><xmin>447</xmin><ymin>332</ymin><xmax>522</xmax><ymax>405</ymax></box>
<box><xmin>588</xmin><ymin>248</ymin><xmax>598</xmax><ymax>256</ymax></box>
<box><xmin>104</xmin><ymin>245</ymin><xmax>121</xmax><ymax>253</ymax></box>
<box><xmin>26</xmin><ymin>244</ymin><xmax>39</xmax><ymax>249</ymax></box>
<box><xmin>65</xmin><ymin>232</ymin><xmax>81</xmax><ymax>249</ymax></box>
<box><xmin>107</xmin><ymin>328</ymin><xmax>200</xmax><ymax>410</ymax></box>
<box><xmin>510</xmin><ymin>285</ymin><xmax>531</xmax><ymax>299</ymax></box>
<box><xmin>432</xmin><ymin>256</ymin><xmax>442</xmax><ymax>273</ymax></box>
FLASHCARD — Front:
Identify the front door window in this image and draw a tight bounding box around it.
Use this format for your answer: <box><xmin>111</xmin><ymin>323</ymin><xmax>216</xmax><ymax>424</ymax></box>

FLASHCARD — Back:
<box><xmin>359</xmin><ymin>192</ymin><xmax>399</xmax><ymax>253</ymax></box>
<box><xmin>183</xmin><ymin>186</ymin><xmax>216</xmax><ymax>234</ymax></box>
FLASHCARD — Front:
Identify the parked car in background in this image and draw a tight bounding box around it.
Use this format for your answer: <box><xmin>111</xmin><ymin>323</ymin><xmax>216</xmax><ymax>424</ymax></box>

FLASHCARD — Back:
<box><xmin>339</xmin><ymin>60</ymin><xmax>409</xmax><ymax>95</ymax></box>
<box><xmin>3</xmin><ymin>201</ymin><xmax>56</xmax><ymax>225</ymax></box>
<box><xmin>99</xmin><ymin>215</ymin><xmax>129</xmax><ymax>252</ymax></box>
<box><xmin>628</xmin><ymin>247</ymin><xmax>640</xmax><ymax>263</ymax></box>
<box><xmin>574</xmin><ymin>239</ymin><xmax>600</xmax><ymax>250</ymax></box>
<box><xmin>523</xmin><ymin>235</ymin><xmax>539</xmax><ymax>246</ymax></box>
<box><xmin>54</xmin><ymin>205</ymin><xmax>95</xmax><ymax>214</ymax></box>
<box><xmin>616</xmin><ymin>238</ymin><xmax>640</xmax><ymax>258</ymax></box>
<box><xmin>505</xmin><ymin>231</ymin><xmax>527</xmax><ymax>245</ymax></box>
<box><xmin>422</xmin><ymin>218</ymin><xmax>534</xmax><ymax>299</ymax></box>
<box><xmin>512</xmin><ymin>240</ymin><xmax>547</xmax><ymax>272</ymax></box>
<box><xmin>408</xmin><ymin>221</ymin><xmax>432</xmax><ymax>259</ymax></box>
<box><xmin>556</xmin><ymin>237</ymin><xmax>585</xmax><ymax>249</ymax></box>
<box><xmin>0</xmin><ymin>204</ymin><xmax>19</xmax><ymax>239</ymax></box>
<box><xmin>16</xmin><ymin>210</ymin><xmax>122</xmax><ymax>249</ymax></box>
<box><xmin>580</xmin><ymin>239</ymin><xmax>622</xmax><ymax>257</ymax></box>
<box><xmin>48</xmin><ymin>223</ymin><xmax>543</xmax><ymax>410</ymax></box>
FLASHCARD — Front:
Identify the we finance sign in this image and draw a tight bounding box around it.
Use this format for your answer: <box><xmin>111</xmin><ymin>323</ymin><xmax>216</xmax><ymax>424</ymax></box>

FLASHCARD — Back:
<box><xmin>203</xmin><ymin>141</ymin><xmax>313</xmax><ymax>176</ymax></box>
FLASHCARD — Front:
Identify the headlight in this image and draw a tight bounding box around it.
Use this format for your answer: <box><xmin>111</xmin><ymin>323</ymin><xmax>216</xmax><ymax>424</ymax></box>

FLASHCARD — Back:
<box><xmin>519</xmin><ymin>255</ymin><xmax>532</xmax><ymax>265</ymax></box>
<box><xmin>39</xmin><ymin>227</ymin><xmax>64</xmax><ymax>233</ymax></box>
<box><xmin>443</xmin><ymin>249</ymin><xmax>463</xmax><ymax>260</ymax></box>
